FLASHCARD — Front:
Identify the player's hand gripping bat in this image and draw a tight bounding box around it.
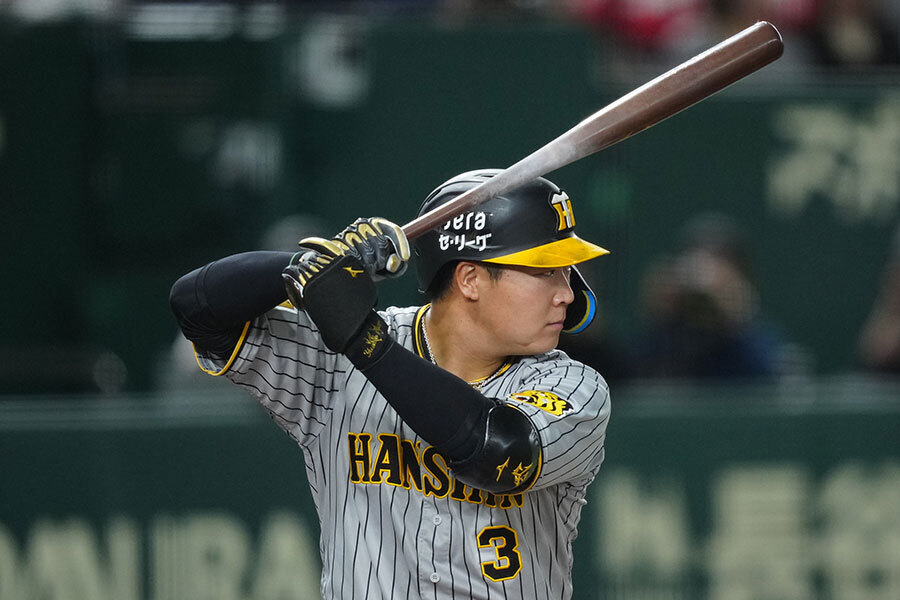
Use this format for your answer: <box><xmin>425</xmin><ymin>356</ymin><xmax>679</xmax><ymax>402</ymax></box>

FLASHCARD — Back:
<box><xmin>401</xmin><ymin>21</ymin><xmax>784</xmax><ymax>240</ymax></box>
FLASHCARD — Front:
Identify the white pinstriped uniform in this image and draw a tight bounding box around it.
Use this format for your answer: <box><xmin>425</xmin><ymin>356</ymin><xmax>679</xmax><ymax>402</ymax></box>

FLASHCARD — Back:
<box><xmin>196</xmin><ymin>303</ymin><xmax>611</xmax><ymax>600</ymax></box>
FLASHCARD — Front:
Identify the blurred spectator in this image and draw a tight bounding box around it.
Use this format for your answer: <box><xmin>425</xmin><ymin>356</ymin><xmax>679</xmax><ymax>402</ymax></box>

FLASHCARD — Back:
<box><xmin>563</xmin><ymin>0</ymin><xmax>706</xmax><ymax>55</ymax></box>
<box><xmin>857</xmin><ymin>224</ymin><xmax>900</xmax><ymax>374</ymax></box>
<box><xmin>564</xmin><ymin>0</ymin><xmax>819</xmax><ymax>83</ymax></box>
<box><xmin>806</xmin><ymin>0</ymin><xmax>900</xmax><ymax>68</ymax></box>
<box><xmin>631</xmin><ymin>212</ymin><xmax>785</xmax><ymax>380</ymax></box>
<box><xmin>665</xmin><ymin>0</ymin><xmax>818</xmax><ymax>78</ymax></box>
<box><xmin>434</xmin><ymin>0</ymin><xmax>559</xmax><ymax>23</ymax></box>
<box><xmin>702</xmin><ymin>0</ymin><xmax>819</xmax><ymax>38</ymax></box>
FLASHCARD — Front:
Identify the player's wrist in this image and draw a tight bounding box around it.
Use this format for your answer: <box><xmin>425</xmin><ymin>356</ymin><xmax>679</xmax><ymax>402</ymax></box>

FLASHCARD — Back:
<box><xmin>344</xmin><ymin>311</ymin><xmax>395</xmax><ymax>370</ymax></box>
<box><xmin>284</xmin><ymin>252</ymin><xmax>379</xmax><ymax>353</ymax></box>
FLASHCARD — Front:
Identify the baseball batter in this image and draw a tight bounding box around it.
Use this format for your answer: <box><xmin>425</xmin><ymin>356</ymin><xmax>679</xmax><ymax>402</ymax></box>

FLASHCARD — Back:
<box><xmin>170</xmin><ymin>169</ymin><xmax>611</xmax><ymax>599</ymax></box>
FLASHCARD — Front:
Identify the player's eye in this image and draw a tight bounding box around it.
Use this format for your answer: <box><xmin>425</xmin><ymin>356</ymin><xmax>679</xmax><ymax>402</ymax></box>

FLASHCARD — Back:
<box><xmin>538</xmin><ymin>267</ymin><xmax>572</xmax><ymax>280</ymax></box>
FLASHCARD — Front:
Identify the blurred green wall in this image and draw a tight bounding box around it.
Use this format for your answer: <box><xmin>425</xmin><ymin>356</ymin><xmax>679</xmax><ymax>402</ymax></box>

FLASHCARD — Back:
<box><xmin>1</xmin><ymin>384</ymin><xmax>897</xmax><ymax>599</ymax></box>
<box><xmin>1</xmin><ymin>18</ymin><xmax>898</xmax><ymax>393</ymax></box>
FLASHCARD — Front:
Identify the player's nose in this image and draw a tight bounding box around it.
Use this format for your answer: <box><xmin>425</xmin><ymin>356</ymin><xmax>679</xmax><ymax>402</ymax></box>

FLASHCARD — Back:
<box><xmin>554</xmin><ymin>271</ymin><xmax>575</xmax><ymax>305</ymax></box>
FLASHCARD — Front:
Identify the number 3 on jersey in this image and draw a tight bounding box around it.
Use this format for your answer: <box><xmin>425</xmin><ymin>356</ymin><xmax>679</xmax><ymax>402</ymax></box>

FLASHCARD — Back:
<box><xmin>477</xmin><ymin>526</ymin><xmax>523</xmax><ymax>581</ymax></box>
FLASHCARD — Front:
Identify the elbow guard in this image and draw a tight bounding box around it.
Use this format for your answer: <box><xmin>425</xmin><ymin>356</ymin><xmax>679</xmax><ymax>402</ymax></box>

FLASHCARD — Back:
<box><xmin>448</xmin><ymin>402</ymin><xmax>542</xmax><ymax>494</ymax></box>
<box><xmin>169</xmin><ymin>272</ymin><xmax>245</xmax><ymax>359</ymax></box>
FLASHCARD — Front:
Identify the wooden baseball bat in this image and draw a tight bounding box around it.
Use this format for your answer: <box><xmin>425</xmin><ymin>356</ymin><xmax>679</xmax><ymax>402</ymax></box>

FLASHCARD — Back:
<box><xmin>402</xmin><ymin>21</ymin><xmax>783</xmax><ymax>240</ymax></box>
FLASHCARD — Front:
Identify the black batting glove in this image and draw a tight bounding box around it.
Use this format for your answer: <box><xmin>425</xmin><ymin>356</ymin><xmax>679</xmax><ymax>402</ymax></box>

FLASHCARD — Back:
<box><xmin>298</xmin><ymin>217</ymin><xmax>410</xmax><ymax>281</ymax></box>
<box><xmin>282</xmin><ymin>250</ymin><xmax>393</xmax><ymax>366</ymax></box>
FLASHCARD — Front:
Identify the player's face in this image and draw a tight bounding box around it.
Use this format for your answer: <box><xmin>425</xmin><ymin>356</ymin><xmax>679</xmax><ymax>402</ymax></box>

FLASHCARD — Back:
<box><xmin>477</xmin><ymin>263</ymin><xmax>575</xmax><ymax>355</ymax></box>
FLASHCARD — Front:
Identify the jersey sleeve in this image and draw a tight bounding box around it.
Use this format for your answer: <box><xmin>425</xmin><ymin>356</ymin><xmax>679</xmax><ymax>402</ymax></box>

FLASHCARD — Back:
<box><xmin>196</xmin><ymin>302</ymin><xmax>347</xmax><ymax>447</ymax></box>
<box><xmin>503</xmin><ymin>354</ymin><xmax>611</xmax><ymax>490</ymax></box>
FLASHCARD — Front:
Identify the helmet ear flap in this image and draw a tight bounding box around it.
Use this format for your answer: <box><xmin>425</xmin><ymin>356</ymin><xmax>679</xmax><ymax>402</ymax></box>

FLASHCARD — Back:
<box><xmin>563</xmin><ymin>266</ymin><xmax>596</xmax><ymax>334</ymax></box>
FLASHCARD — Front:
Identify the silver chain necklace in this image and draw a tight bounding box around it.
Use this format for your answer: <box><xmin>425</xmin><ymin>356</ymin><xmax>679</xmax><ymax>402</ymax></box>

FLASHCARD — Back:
<box><xmin>421</xmin><ymin>308</ymin><xmax>502</xmax><ymax>393</ymax></box>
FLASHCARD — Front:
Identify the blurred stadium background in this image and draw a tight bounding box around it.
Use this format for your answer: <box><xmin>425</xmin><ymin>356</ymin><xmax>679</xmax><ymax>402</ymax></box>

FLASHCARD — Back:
<box><xmin>1</xmin><ymin>1</ymin><xmax>899</xmax><ymax>599</ymax></box>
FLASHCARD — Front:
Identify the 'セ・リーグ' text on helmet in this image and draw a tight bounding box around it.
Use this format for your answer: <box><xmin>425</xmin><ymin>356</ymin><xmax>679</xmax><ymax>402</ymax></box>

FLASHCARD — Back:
<box><xmin>413</xmin><ymin>169</ymin><xmax>609</xmax><ymax>334</ymax></box>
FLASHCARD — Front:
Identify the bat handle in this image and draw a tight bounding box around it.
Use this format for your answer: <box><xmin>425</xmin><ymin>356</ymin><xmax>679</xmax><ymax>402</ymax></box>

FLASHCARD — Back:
<box><xmin>401</xmin><ymin>170</ymin><xmax>513</xmax><ymax>240</ymax></box>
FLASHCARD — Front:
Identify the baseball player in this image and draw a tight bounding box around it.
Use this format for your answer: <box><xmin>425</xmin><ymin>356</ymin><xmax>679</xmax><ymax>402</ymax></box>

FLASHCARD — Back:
<box><xmin>169</xmin><ymin>169</ymin><xmax>611</xmax><ymax>599</ymax></box>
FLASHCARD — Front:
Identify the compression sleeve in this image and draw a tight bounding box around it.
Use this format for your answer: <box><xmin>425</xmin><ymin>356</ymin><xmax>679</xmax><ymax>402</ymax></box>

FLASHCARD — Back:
<box><xmin>343</xmin><ymin>312</ymin><xmax>498</xmax><ymax>463</ymax></box>
<box><xmin>169</xmin><ymin>251</ymin><xmax>293</xmax><ymax>357</ymax></box>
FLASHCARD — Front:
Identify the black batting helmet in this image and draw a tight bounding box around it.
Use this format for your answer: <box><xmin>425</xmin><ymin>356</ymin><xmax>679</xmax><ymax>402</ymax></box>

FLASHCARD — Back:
<box><xmin>413</xmin><ymin>169</ymin><xmax>609</xmax><ymax>334</ymax></box>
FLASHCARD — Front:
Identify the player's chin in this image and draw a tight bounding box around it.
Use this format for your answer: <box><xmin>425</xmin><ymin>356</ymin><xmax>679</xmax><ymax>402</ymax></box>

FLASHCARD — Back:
<box><xmin>525</xmin><ymin>330</ymin><xmax>562</xmax><ymax>355</ymax></box>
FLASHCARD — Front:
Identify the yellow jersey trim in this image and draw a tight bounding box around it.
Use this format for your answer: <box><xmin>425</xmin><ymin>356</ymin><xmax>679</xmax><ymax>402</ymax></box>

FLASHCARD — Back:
<box><xmin>194</xmin><ymin>320</ymin><xmax>252</xmax><ymax>376</ymax></box>
<box><xmin>413</xmin><ymin>304</ymin><xmax>431</xmax><ymax>359</ymax></box>
<box><xmin>469</xmin><ymin>362</ymin><xmax>513</xmax><ymax>386</ymax></box>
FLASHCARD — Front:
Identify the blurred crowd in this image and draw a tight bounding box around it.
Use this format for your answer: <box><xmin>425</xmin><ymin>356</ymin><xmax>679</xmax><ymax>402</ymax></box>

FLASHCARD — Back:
<box><xmin>1</xmin><ymin>0</ymin><xmax>899</xmax><ymax>73</ymax></box>
<box><xmin>559</xmin><ymin>214</ymin><xmax>900</xmax><ymax>387</ymax></box>
<box><xmin>562</xmin><ymin>0</ymin><xmax>900</xmax><ymax>72</ymax></box>
<box><xmin>2</xmin><ymin>0</ymin><xmax>899</xmax><ymax>395</ymax></box>
<box><xmin>559</xmin><ymin>212</ymin><xmax>787</xmax><ymax>386</ymax></box>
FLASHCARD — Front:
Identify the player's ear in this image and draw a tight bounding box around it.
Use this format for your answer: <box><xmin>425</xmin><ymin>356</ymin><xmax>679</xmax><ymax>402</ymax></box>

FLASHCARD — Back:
<box><xmin>454</xmin><ymin>261</ymin><xmax>481</xmax><ymax>301</ymax></box>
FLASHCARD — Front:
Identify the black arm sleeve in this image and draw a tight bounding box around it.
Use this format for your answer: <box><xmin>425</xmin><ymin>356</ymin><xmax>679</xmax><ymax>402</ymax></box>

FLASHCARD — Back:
<box><xmin>343</xmin><ymin>312</ymin><xmax>539</xmax><ymax>481</ymax></box>
<box><xmin>359</xmin><ymin>337</ymin><xmax>495</xmax><ymax>462</ymax></box>
<box><xmin>169</xmin><ymin>251</ymin><xmax>293</xmax><ymax>357</ymax></box>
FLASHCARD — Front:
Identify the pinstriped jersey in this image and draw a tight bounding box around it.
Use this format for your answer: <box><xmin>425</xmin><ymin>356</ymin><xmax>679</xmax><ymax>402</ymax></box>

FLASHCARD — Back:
<box><xmin>195</xmin><ymin>303</ymin><xmax>611</xmax><ymax>600</ymax></box>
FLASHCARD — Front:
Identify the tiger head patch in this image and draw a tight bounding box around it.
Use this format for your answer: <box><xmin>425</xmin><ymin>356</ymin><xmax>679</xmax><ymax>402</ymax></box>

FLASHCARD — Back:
<box><xmin>508</xmin><ymin>390</ymin><xmax>573</xmax><ymax>416</ymax></box>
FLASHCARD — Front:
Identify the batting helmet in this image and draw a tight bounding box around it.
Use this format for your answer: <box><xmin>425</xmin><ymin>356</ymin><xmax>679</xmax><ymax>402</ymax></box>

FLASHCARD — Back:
<box><xmin>413</xmin><ymin>169</ymin><xmax>609</xmax><ymax>334</ymax></box>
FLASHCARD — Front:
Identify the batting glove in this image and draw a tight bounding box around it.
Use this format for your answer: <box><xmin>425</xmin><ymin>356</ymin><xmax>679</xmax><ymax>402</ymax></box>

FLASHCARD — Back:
<box><xmin>298</xmin><ymin>217</ymin><xmax>410</xmax><ymax>281</ymax></box>
<box><xmin>282</xmin><ymin>250</ymin><xmax>380</xmax><ymax>355</ymax></box>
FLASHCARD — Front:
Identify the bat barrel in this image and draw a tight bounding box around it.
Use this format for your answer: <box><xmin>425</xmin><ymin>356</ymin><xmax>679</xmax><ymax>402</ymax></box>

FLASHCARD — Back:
<box><xmin>570</xmin><ymin>21</ymin><xmax>783</xmax><ymax>156</ymax></box>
